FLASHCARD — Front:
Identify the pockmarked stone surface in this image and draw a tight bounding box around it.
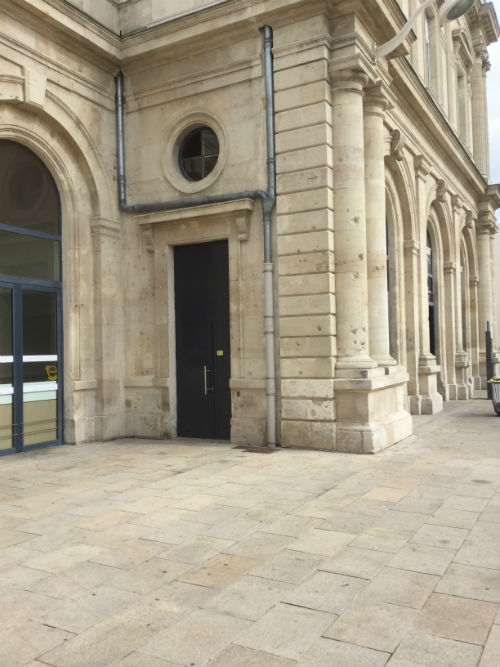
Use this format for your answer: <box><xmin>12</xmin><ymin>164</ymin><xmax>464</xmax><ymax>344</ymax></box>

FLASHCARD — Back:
<box><xmin>0</xmin><ymin>400</ymin><xmax>497</xmax><ymax>666</ymax></box>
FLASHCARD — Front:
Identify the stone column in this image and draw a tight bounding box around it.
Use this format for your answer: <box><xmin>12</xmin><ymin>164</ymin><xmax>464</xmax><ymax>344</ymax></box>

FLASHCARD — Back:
<box><xmin>364</xmin><ymin>83</ymin><xmax>396</xmax><ymax>367</ymax></box>
<box><xmin>471</xmin><ymin>43</ymin><xmax>490</xmax><ymax>180</ymax></box>
<box><xmin>329</xmin><ymin>62</ymin><xmax>411</xmax><ymax>453</ymax></box>
<box><xmin>413</xmin><ymin>157</ymin><xmax>442</xmax><ymax>414</ymax></box>
<box><xmin>331</xmin><ymin>67</ymin><xmax>376</xmax><ymax>372</ymax></box>
<box><xmin>477</xmin><ymin>213</ymin><xmax>493</xmax><ymax>335</ymax></box>
<box><xmin>469</xmin><ymin>274</ymin><xmax>481</xmax><ymax>389</ymax></box>
<box><xmin>444</xmin><ymin>261</ymin><xmax>458</xmax><ymax>398</ymax></box>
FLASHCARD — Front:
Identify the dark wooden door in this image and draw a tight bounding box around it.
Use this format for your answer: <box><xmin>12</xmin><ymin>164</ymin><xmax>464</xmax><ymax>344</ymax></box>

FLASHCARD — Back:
<box><xmin>174</xmin><ymin>241</ymin><xmax>231</xmax><ymax>439</ymax></box>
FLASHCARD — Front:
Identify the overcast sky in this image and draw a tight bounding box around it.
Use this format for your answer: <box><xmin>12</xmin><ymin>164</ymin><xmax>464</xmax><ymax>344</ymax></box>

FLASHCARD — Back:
<box><xmin>487</xmin><ymin>0</ymin><xmax>499</xmax><ymax>189</ymax></box>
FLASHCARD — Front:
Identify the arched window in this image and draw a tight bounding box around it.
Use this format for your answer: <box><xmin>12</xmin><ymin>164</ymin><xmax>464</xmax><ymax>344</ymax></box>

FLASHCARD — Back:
<box><xmin>0</xmin><ymin>140</ymin><xmax>62</xmax><ymax>454</ymax></box>
<box><xmin>427</xmin><ymin>231</ymin><xmax>436</xmax><ymax>356</ymax></box>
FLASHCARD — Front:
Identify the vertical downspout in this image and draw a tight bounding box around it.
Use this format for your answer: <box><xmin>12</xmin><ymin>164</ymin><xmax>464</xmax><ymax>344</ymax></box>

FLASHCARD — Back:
<box><xmin>261</xmin><ymin>25</ymin><xmax>277</xmax><ymax>447</ymax></box>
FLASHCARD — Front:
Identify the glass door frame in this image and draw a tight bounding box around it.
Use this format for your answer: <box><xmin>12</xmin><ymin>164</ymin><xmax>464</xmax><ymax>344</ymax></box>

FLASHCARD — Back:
<box><xmin>0</xmin><ymin>276</ymin><xmax>63</xmax><ymax>455</ymax></box>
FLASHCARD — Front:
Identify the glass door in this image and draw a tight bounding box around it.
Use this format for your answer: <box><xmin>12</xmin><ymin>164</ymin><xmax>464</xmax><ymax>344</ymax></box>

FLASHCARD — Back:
<box><xmin>0</xmin><ymin>287</ymin><xmax>13</xmax><ymax>450</ymax></box>
<box><xmin>22</xmin><ymin>289</ymin><xmax>60</xmax><ymax>447</ymax></box>
<box><xmin>0</xmin><ymin>283</ymin><xmax>61</xmax><ymax>454</ymax></box>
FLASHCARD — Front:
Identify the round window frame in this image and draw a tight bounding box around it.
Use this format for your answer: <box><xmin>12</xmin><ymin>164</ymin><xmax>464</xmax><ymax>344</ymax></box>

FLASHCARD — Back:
<box><xmin>162</xmin><ymin>112</ymin><xmax>227</xmax><ymax>194</ymax></box>
<box><xmin>178</xmin><ymin>126</ymin><xmax>220</xmax><ymax>183</ymax></box>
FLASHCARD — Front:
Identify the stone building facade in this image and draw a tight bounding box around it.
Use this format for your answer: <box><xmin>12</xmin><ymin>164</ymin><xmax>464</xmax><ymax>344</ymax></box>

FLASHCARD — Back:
<box><xmin>0</xmin><ymin>0</ymin><xmax>498</xmax><ymax>455</ymax></box>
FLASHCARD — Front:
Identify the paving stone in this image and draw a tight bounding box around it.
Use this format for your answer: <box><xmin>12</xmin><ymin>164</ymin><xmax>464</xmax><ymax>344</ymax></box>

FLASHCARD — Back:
<box><xmin>107</xmin><ymin>556</ymin><xmax>190</xmax><ymax>594</ymax></box>
<box><xmin>160</xmin><ymin>536</ymin><xmax>233</xmax><ymax>565</ymax></box>
<box><xmin>261</xmin><ymin>514</ymin><xmax>321</xmax><ymax>537</ymax></box>
<box><xmin>0</xmin><ymin>619</ymin><xmax>72</xmax><ymax>667</ymax></box>
<box><xmin>410</xmin><ymin>523</ymin><xmax>469</xmax><ymax>549</ymax></box>
<box><xmin>76</xmin><ymin>510</ymin><xmax>140</xmax><ymax>531</ymax></box>
<box><xmin>436</xmin><ymin>563</ymin><xmax>500</xmax><ymax>602</ymax></box>
<box><xmin>342</xmin><ymin>498</ymin><xmax>395</xmax><ymax>517</ymax></box>
<box><xmin>89</xmin><ymin>538</ymin><xmax>167</xmax><ymax>568</ymax></box>
<box><xmin>323</xmin><ymin>600</ymin><xmax>418</xmax><ymax>653</ymax></box>
<box><xmin>179</xmin><ymin>553</ymin><xmax>259</xmax><ymax>588</ymax></box>
<box><xmin>236</xmin><ymin>602</ymin><xmax>336</xmax><ymax>660</ymax></box>
<box><xmin>453</xmin><ymin>521</ymin><xmax>500</xmax><ymax>569</ymax></box>
<box><xmin>363</xmin><ymin>486</ymin><xmax>409</xmax><ymax>502</ymax></box>
<box><xmin>23</xmin><ymin>543</ymin><xmax>105</xmax><ymax>573</ymax></box>
<box><xmin>479</xmin><ymin>623</ymin><xmax>500</xmax><ymax>667</ymax></box>
<box><xmin>416</xmin><ymin>593</ymin><xmax>497</xmax><ymax>645</ymax></box>
<box><xmin>207</xmin><ymin>644</ymin><xmax>296</xmax><ymax>667</ymax></box>
<box><xmin>427</xmin><ymin>507</ymin><xmax>480</xmax><ymax>529</ymax></box>
<box><xmin>112</xmin><ymin>652</ymin><xmax>181</xmax><ymax>667</ymax></box>
<box><xmin>392</xmin><ymin>497</ymin><xmax>443</xmax><ymax>515</ymax></box>
<box><xmin>372</xmin><ymin>510</ymin><xmax>428</xmax><ymax>534</ymax></box>
<box><xmin>440</xmin><ymin>495</ymin><xmax>490</xmax><ymax>512</ymax></box>
<box><xmin>251</xmin><ymin>549</ymin><xmax>325</xmax><ymax>584</ymax></box>
<box><xmin>351</xmin><ymin>527</ymin><xmax>410</xmax><ymax>553</ymax></box>
<box><xmin>320</xmin><ymin>546</ymin><xmax>392</xmax><ymax>579</ymax></box>
<box><xmin>387</xmin><ymin>629</ymin><xmax>483</xmax><ymax>667</ymax></box>
<box><xmin>224</xmin><ymin>531</ymin><xmax>293</xmax><ymax>559</ymax></box>
<box><xmin>38</xmin><ymin>614</ymin><xmax>157</xmax><ymax>667</ymax></box>
<box><xmin>139</xmin><ymin>608</ymin><xmax>252</xmax><ymax>665</ymax></box>
<box><xmin>203</xmin><ymin>574</ymin><xmax>294</xmax><ymax>620</ymax></box>
<box><xmin>289</xmin><ymin>528</ymin><xmax>354</xmax><ymax>557</ymax></box>
<box><xmin>152</xmin><ymin>579</ymin><xmax>218</xmax><ymax>607</ymax></box>
<box><xmin>282</xmin><ymin>570</ymin><xmax>367</xmax><ymax>614</ymax></box>
<box><xmin>297</xmin><ymin>637</ymin><xmax>390</xmax><ymax>667</ymax></box>
<box><xmin>359</xmin><ymin>566</ymin><xmax>438</xmax><ymax>609</ymax></box>
<box><xmin>0</xmin><ymin>530</ymin><xmax>35</xmax><ymax>549</ymax></box>
<box><xmin>319</xmin><ymin>510</ymin><xmax>377</xmax><ymax>534</ymax></box>
<box><xmin>388</xmin><ymin>542</ymin><xmax>455</xmax><ymax>575</ymax></box>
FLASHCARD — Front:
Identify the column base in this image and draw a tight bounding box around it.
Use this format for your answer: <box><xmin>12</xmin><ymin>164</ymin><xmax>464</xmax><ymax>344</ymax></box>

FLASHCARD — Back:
<box><xmin>334</xmin><ymin>367</ymin><xmax>412</xmax><ymax>454</ymax></box>
<box><xmin>409</xmin><ymin>392</ymin><xmax>443</xmax><ymax>415</ymax></box>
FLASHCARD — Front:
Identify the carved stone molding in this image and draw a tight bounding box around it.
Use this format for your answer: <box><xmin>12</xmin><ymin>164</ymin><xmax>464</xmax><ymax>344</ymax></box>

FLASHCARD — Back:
<box><xmin>465</xmin><ymin>210</ymin><xmax>474</xmax><ymax>229</ymax></box>
<box><xmin>470</xmin><ymin>275</ymin><xmax>479</xmax><ymax>287</ymax></box>
<box><xmin>136</xmin><ymin>198</ymin><xmax>254</xmax><ymax>242</ymax></box>
<box><xmin>90</xmin><ymin>217</ymin><xmax>121</xmax><ymax>239</ymax></box>
<box><xmin>403</xmin><ymin>239</ymin><xmax>420</xmax><ymax>255</ymax></box>
<box><xmin>435</xmin><ymin>179</ymin><xmax>447</xmax><ymax>203</ymax></box>
<box><xmin>389</xmin><ymin>129</ymin><xmax>405</xmax><ymax>161</ymax></box>
<box><xmin>414</xmin><ymin>155</ymin><xmax>430</xmax><ymax>180</ymax></box>
<box><xmin>142</xmin><ymin>223</ymin><xmax>154</xmax><ymax>253</ymax></box>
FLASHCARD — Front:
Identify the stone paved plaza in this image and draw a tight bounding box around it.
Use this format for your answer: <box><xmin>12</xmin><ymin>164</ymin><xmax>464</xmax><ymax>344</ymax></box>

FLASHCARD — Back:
<box><xmin>0</xmin><ymin>399</ymin><xmax>499</xmax><ymax>667</ymax></box>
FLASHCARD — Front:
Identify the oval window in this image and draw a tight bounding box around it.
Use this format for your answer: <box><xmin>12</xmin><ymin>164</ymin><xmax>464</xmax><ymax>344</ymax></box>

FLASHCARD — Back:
<box><xmin>178</xmin><ymin>126</ymin><xmax>219</xmax><ymax>181</ymax></box>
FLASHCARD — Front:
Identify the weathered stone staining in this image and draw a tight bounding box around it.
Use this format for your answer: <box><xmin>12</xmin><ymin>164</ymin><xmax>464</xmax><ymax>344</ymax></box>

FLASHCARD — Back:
<box><xmin>0</xmin><ymin>0</ymin><xmax>498</xmax><ymax>453</ymax></box>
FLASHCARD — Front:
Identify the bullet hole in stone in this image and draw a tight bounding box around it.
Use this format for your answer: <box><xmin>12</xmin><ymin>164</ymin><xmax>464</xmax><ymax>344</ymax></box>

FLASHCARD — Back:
<box><xmin>353</xmin><ymin>272</ymin><xmax>359</xmax><ymax>280</ymax></box>
<box><xmin>358</xmin><ymin>253</ymin><xmax>364</xmax><ymax>260</ymax></box>
<box><xmin>317</xmin><ymin>326</ymin><xmax>322</xmax><ymax>331</ymax></box>
<box><xmin>353</xmin><ymin>216</ymin><xmax>360</xmax><ymax>224</ymax></box>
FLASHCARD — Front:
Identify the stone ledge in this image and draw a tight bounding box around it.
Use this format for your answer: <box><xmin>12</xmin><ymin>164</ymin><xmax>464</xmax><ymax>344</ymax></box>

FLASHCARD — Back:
<box><xmin>333</xmin><ymin>370</ymin><xmax>409</xmax><ymax>392</ymax></box>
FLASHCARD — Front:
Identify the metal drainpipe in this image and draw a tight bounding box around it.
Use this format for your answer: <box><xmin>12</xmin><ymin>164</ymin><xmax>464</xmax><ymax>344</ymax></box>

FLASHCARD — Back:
<box><xmin>115</xmin><ymin>25</ymin><xmax>277</xmax><ymax>447</ymax></box>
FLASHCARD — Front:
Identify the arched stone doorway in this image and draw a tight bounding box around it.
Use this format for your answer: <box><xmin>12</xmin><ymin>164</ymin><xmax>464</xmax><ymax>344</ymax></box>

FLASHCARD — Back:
<box><xmin>0</xmin><ymin>140</ymin><xmax>62</xmax><ymax>453</ymax></box>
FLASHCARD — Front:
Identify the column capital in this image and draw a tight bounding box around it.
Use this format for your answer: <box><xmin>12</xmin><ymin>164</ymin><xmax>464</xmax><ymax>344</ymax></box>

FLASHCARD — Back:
<box><xmin>444</xmin><ymin>261</ymin><xmax>456</xmax><ymax>275</ymax></box>
<box><xmin>364</xmin><ymin>80</ymin><xmax>393</xmax><ymax>115</ymax></box>
<box><xmin>474</xmin><ymin>43</ymin><xmax>491</xmax><ymax>72</ymax></box>
<box><xmin>470</xmin><ymin>275</ymin><xmax>479</xmax><ymax>287</ymax></box>
<box><xmin>328</xmin><ymin>51</ymin><xmax>376</xmax><ymax>92</ymax></box>
<box><xmin>477</xmin><ymin>210</ymin><xmax>496</xmax><ymax>234</ymax></box>
<box><xmin>403</xmin><ymin>239</ymin><xmax>420</xmax><ymax>255</ymax></box>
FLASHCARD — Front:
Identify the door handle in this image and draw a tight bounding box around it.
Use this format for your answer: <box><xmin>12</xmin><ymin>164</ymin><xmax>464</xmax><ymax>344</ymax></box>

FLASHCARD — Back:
<box><xmin>203</xmin><ymin>366</ymin><xmax>214</xmax><ymax>395</ymax></box>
